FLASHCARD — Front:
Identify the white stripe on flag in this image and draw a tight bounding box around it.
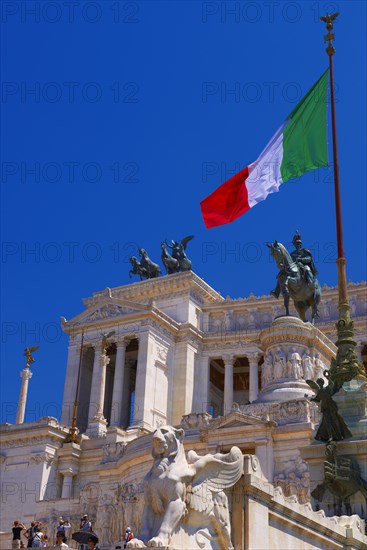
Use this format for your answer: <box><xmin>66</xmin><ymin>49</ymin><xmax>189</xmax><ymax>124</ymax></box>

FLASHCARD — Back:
<box><xmin>246</xmin><ymin>122</ymin><xmax>287</xmax><ymax>208</ymax></box>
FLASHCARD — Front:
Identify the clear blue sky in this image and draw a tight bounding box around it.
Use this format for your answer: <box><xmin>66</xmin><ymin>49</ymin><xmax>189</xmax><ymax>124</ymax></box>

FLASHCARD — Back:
<box><xmin>1</xmin><ymin>1</ymin><xmax>366</xmax><ymax>423</ymax></box>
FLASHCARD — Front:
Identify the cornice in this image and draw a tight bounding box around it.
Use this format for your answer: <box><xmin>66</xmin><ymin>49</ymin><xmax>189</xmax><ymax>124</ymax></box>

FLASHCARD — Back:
<box><xmin>0</xmin><ymin>417</ymin><xmax>69</xmax><ymax>446</ymax></box>
<box><xmin>81</xmin><ymin>272</ymin><xmax>222</xmax><ymax>306</ymax></box>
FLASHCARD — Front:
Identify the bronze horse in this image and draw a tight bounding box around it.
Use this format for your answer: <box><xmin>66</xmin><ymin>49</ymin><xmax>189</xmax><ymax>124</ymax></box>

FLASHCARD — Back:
<box><xmin>267</xmin><ymin>240</ymin><xmax>321</xmax><ymax>323</ymax></box>
<box><xmin>161</xmin><ymin>242</ymin><xmax>180</xmax><ymax>274</ymax></box>
<box><xmin>129</xmin><ymin>256</ymin><xmax>149</xmax><ymax>280</ymax></box>
<box><xmin>138</xmin><ymin>248</ymin><xmax>161</xmax><ymax>278</ymax></box>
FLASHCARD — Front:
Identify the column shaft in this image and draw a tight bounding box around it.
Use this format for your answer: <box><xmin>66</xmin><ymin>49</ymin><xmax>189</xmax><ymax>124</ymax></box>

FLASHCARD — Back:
<box><xmin>132</xmin><ymin>332</ymin><xmax>155</xmax><ymax>429</ymax></box>
<box><xmin>249</xmin><ymin>358</ymin><xmax>259</xmax><ymax>403</ymax></box>
<box><xmin>16</xmin><ymin>369</ymin><xmax>32</xmax><ymax>424</ymax></box>
<box><xmin>95</xmin><ymin>353</ymin><xmax>110</xmax><ymax>420</ymax></box>
<box><xmin>61</xmin><ymin>343</ymin><xmax>81</xmax><ymax>425</ymax></box>
<box><xmin>88</xmin><ymin>343</ymin><xmax>103</xmax><ymax>421</ymax></box>
<box><xmin>223</xmin><ymin>357</ymin><xmax>234</xmax><ymax>414</ymax></box>
<box><xmin>193</xmin><ymin>355</ymin><xmax>209</xmax><ymax>413</ymax></box>
<box><xmin>110</xmin><ymin>341</ymin><xmax>127</xmax><ymax>426</ymax></box>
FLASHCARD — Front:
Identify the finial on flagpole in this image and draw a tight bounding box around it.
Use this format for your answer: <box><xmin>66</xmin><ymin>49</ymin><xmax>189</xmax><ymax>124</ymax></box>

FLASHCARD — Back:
<box><xmin>320</xmin><ymin>12</ymin><xmax>339</xmax><ymax>55</ymax></box>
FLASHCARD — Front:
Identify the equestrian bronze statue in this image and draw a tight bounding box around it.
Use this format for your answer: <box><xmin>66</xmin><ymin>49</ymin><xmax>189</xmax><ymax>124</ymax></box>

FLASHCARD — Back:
<box><xmin>129</xmin><ymin>248</ymin><xmax>161</xmax><ymax>280</ymax></box>
<box><xmin>267</xmin><ymin>231</ymin><xmax>321</xmax><ymax>323</ymax></box>
<box><xmin>129</xmin><ymin>236</ymin><xmax>194</xmax><ymax>280</ymax></box>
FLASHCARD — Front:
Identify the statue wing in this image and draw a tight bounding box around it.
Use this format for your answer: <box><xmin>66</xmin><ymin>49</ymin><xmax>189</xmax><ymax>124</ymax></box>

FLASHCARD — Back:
<box><xmin>180</xmin><ymin>235</ymin><xmax>194</xmax><ymax>250</ymax></box>
<box><xmin>26</xmin><ymin>346</ymin><xmax>40</xmax><ymax>353</ymax></box>
<box><xmin>306</xmin><ymin>379</ymin><xmax>320</xmax><ymax>393</ymax></box>
<box><xmin>187</xmin><ymin>447</ymin><xmax>243</xmax><ymax>513</ymax></box>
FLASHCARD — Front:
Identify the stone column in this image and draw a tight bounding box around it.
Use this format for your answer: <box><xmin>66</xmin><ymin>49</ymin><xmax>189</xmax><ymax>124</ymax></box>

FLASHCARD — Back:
<box><xmin>87</xmin><ymin>342</ymin><xmax>103</xmax><ymax>423</ymax></box>
<box><xmin>61</xmin><ymin>343</ymin><xmax>81</xmax><ymax>425</ymax></box>
<box><xmin>193</xmin><ymin>355</ymin><xmax>209</xmax><ymax>414</ymax></box>
<box><xmin>131</xmin><ymin>332</ymin><xmax>156</xmax><ymax>430</ymax></box>
<box><xmin>87</xmin><ymin>343</ymin><xmax>109</xmax><ymax>436</ymax></box>
<box><xmin>16</xmin><ymin>368</ymin><xmax>33</xmax><ymax>424</ymax></box>
<box><xmin>60</xmin><ymin>469</ymin><xmax>74</xmax><ymax>499</ymax></box>
<box><xmin>223</xmin><ymin>355</ymin><xmax>235</xmax><ymax>415</ymax></box>
<box><xmin>94</xmin><ymin>352</ymin><xmax>110</xmax><ymax>420</ymax></box>
<box><xmin>110</xmin><ymin>340</ymin><xmax>128</xmax><ymax>427</ymax></box>
<box><xmin>248</xmin><ymin>352</ymin><xmax>260</xmax><ymax>403</ymax></box>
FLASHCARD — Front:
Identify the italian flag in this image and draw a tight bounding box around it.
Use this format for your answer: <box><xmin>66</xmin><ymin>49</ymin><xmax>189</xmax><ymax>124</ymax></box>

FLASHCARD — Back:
<box><xmin>200</xmin><ymin>69</ymin><xmax>329</xmax><ymax>228</ymax></box>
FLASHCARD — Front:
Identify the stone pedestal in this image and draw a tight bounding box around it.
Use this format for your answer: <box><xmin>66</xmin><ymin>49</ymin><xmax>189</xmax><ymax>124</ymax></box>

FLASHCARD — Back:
<box><xmin>257</xmin><ymin>316</ymin><xmax>336</xmax><ymax>403</ymax></box>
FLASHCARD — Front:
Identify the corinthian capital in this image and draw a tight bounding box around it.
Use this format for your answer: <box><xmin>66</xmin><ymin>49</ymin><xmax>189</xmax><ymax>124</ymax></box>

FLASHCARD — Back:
<box><xmin>222</xmin><ymin>354</ymin><xmax>235</xmax><ymax>366</ymax></box>
<box><xmin>246</xmin><ymin>351</ymin><xmax>261</xmax><ymax>364</ymax></box>
<box><xmin>20</xmin><ymin>368</ymin><xmax>33</xmax><ymax>380</ymax></box>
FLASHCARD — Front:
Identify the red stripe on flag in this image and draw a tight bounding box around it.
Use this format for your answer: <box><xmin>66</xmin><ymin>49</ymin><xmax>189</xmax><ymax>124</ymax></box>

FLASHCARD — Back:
<box><xmin>200</xmin><ymin>166</ymin><xmax>250</xmax><ymax>228</ymax></box>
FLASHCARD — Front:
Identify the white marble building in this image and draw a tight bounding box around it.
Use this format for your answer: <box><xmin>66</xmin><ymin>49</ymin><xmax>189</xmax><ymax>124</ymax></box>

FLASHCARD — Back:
<box><xmin>1</xmin><ymin>272</ymin><xmax>366</xmax><ymax>549</ymax></box>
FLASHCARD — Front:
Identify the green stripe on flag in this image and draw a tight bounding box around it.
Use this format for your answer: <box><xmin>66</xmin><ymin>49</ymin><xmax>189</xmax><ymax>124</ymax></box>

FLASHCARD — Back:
<box><xmin>281</xmin><ymin>69</ymin><xmax>329</xmax><ymax>183</ymax></box>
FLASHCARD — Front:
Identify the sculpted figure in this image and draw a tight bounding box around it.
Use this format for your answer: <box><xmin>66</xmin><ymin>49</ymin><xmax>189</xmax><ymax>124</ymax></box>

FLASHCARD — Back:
<box><xmin>313</xmin><ymin>354</ymin><xmax>325</xmax><ymax>380</ymax></box>
<box><xmin>262</xmin><ymin>355</ymin><xmax>273</xmax><ymax>387</ymax></box>
<box><xmin>290</xmin><ymin>231</ymin><xmax>318</xmax><ymax>287</ymax></box>
<box><xmin>24</xmin><ymin>346</ymin><xmax>39</xmax><ymax>367</ymax></box>
<box><xmin>273</xmin><ymin>354</ymin><xmax>284</xmax><ymax>380</ymax></box>
<box><xmin>267</xmin><ymin>232</ymin><xmax>321</xmax><ymax>322</ymax></box>
<box><xmin>129</xmin><ymin>256</ymin><xmax>149</xmax><ymax>280</ymax></box>
<box><xmin>127</xmin><ymin>426</ymin><xmax>243</xmax><ymax>549</ymax></box>
<box><xmin>138</xmin><ymin>248</ymin><xmax>161</xmax><ymax>278</ymax></box>
<box><xmin>165</xmin><ymin>236</ymin><xmax>194</xmax><ymax>272</ymax></box>
<box><xmin>288</xmin><ymin>352</ymin><xmax>303</xmax><ymax>380</ymax></box>
<box><xmin>302</xmin><ymin>354</ymin><xmax>314</xmax><ymax>380</ymax></box>
<box><xmin>305</xmin><ymin>378</ymin><xmax>352</xmax><ymax>442</ymax></box>
<box><xmin>161</xmin><ymin>242</ymin><xmax>180</xmax><ymax>274</ymax></box>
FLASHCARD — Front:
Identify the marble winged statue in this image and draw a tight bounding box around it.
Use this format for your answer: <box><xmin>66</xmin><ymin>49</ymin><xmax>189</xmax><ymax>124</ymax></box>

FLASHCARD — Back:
<box><xmin>127</xmin><ymin>426</ymin><xmax>243</xmax><ymax>549</ymax></box>
<box><xmin>267</xmin><ymin>230</ymin><xmax>321</xmax><ymax>322</ymax></box>
<box><xmin>24</xmin><ymin>346</ymin><xmax>40</xmax><ymax>367</ymax></box>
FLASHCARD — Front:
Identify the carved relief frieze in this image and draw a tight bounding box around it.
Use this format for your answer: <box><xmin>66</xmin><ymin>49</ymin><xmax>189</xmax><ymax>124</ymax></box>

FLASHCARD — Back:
<box><xmin>101</xmin><ymin>442</ymin><xmax>126</xmax><ymax>463</ymax></box>
<box><xmin>1</xmin><ymin>436</ymin><xmax>61</xmax><ymax>448</ymax></box>
<box><xmin>95</xmin><ymin>493</ymin><xmax>119</xmax><ymax>546</ymax></box>
<box><xmin>155</xmin><ymin>342</ymin><xmax>168</xmax><ymax>363</ymax></box>
<box><xmin>180</xmin><ymin>412</ymin><xmax>212</xmax><ymax>430</ymax></box>
<box><xmin>274</xmin><ymin>456</ymin><xmax>311</xmax><ymax>504</ymax></box>
<box><xmin>240</xmin><ymin>399</ymin><xmax>320</xmax><ymax>426</ymax></box>
<box><xmin>80</xmin><ymin>303</ymin><xmax>142</xmax><ymax>324</ymax></box>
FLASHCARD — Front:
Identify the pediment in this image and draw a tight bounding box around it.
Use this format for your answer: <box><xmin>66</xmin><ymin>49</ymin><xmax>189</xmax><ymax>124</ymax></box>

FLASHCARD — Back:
<box><xmin>63</xmin><ymin>297</ymin><xmax>149</xmax><ymax>327</ymax></box>
<box><xmin>206</xmin><ymin>410</ymin><xmax>276</xmax><ymax>431</ymax></box>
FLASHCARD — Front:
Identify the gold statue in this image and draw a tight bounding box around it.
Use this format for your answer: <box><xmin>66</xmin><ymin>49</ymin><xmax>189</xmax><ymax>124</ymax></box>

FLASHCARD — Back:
<box><xmin>101</xmin><ymin>331</ymin><xmax>115</xmax><ymax>353</ymax></box>
<box><xmin>24</xmin><ymin>346</ymin><xmax>40</xmax><ymax>368</ymax></box>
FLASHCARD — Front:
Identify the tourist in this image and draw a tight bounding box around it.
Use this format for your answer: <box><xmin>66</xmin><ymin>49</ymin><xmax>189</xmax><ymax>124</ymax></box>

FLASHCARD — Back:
<box><xmin>54</xmin><ymin>532</ymin><xmax>68</xmax><ymax>548</ymax></box>
<box><xmin>87</xmin><ymin>536</ymin><xmax>99</xmax><ymax>550</ymax></box>
<box><xmin>79</xmin><ymin>516</ymin><xmax>92</xmax><ymax>531</ymax></box>
<box><xmin>61</xmin><ymin>520</ymin><xmax>71</xmax><ymax>541</ymax></box>
<box><xmin>12</xmin><ymin>521</ymin><xmax>25</xmax><ymax>549</ymax></box>
<box><xmin>31</xmin><ymin>526</ymin><xmax>45</xmax><ymax>548</ymax></box>
<box><xmin>25</xmin><ymin>522</ymin><xmax>37</xmax><ymax>548</ymax></box>
<box><xmin>79</xmin><ymin>516</ymin><xmax>92</xmax><ymax>550</ymax></box>
<box><xmin>123</xmin><ymin>528</ymin><xmax>134</xmax><ymax>548</ymax></box>
<box><xmin>56</xmin><ymin>520</ymin><xmax>64</xmax><ymax>536</ymax></box>
<box><xmin>42</xmin><ymin>535</ymin><xmax>48</xmax><ymax>547</ymax></box>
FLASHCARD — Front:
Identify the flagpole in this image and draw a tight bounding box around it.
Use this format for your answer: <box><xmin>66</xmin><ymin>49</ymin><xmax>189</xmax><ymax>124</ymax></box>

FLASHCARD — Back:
<box><xmin>320</xmin><ymin>13</ymin><xmax>364</xmax><ymax>387</ymax></box>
